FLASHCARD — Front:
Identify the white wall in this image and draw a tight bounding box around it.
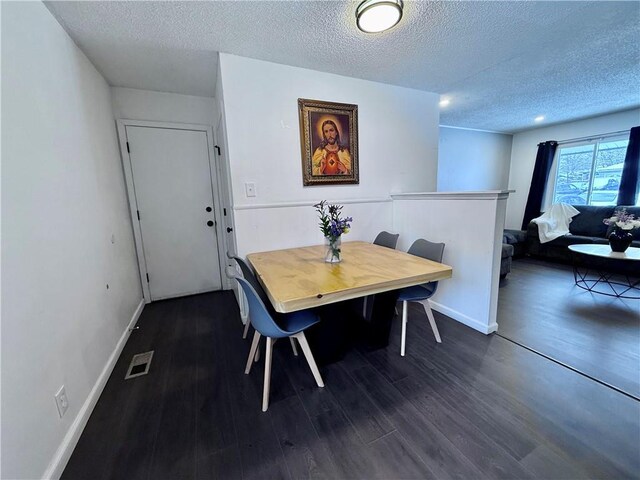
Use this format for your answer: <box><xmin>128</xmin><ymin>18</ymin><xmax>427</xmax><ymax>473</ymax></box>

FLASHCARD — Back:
<box><xmin>217</xmin><ymin>54</ymin><xmax>440</xmax><ymax>256</ymax></box>
<box><xmin>438</xmin><ymin>127</ymin><xmax>513</xmax><ymax>191</ymax></box>
<box><xmin>393</xmin><ymin>192</ymin><xmax>509</xmax><ymax>334</ymax></box>
<box><xmin>1</xmin><ymin>3</ymin><xmax>142</xmax><ymax>478</ymax></box>
<box><xmin>506</xmin><ymin>109</ymin><xmax>640</xmax><ymax>229</ymax></box>
<box><xmin>111</xmin><ymin>87</ymin><xmax>217</xmax><ymax>126</ymax></box>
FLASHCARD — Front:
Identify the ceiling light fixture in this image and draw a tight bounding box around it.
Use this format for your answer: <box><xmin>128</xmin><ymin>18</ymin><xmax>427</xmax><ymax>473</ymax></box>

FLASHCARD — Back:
<box><xmin>439</xmin><ymin>98</ymin><xmax>450</xmax><ymax>107</ymax></box>
<box><xmin>534</xmin><ymin>115</ymin><xmax>545</xmax><ymax>123</ymax></box>
<box><xmin>356</xmin><ymin>0</ymin><xmax>403</xmax><ymax>33</ymax></box>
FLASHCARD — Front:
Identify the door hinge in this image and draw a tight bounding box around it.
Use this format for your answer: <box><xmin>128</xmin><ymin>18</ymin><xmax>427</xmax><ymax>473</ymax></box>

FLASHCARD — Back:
<box><xmin>126</xmin><ymin>142</ymin><xmax>130</xmax><ymax>153</ymax></box>
<box><xmin>223</xmin><ymin>208</ymin><xmax>227</xmax><ymax>216</ymax></box>
<box><xmin>214</xmin><ymin>145</ymin><xmax>221</xmax><ymax>155</ymax></box>
<box><xmin>146</xmin><ymin>273</ymin><xmax>150</xmax><ymax>283</ymax></box>
<box><xmin>136</xmin><ymin>210</ymin><xmax>140</xmax><ymax>220</ymax></box>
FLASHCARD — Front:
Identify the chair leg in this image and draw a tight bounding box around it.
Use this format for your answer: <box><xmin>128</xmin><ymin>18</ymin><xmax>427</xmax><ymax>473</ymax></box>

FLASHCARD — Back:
<box><xmin>423</xmin><ymin>300</ymin><xmax>442</xmax><ymax>343</ymax></box>
<box><xmin>242</xmin><ymin>316</ymin><xmax>251</xmax><ymax>339</ymax></box>
<box><xmin>401</xmin><ymin>300</ymin><xmax>408</xmax><ymax>356</ymax></box>
<box><xmin>262</xmin><ymin>337</ymin><xmax>273</xmax><ymax>412</ymax></box>
<box><xmin>362</xmin><ymin>296</ymin><xmax>368</xmax><ymax>319</ymax></box>
<box><xmin>289</xmin><ymin>337</ymin><xmax>299</xmax><ymax>356</ymax></box>
<box><xmin>245</xmin><ymin>331</ymin><xmax>261</xmax><ymax>374</ymax></box>
<box><xmin>293</xmin><ymin>332</ymin><xmax>324</xmax><ymax>388</ymax></box>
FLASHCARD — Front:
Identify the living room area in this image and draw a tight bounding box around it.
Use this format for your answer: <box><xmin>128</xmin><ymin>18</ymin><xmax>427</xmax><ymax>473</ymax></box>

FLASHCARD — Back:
<box><xmin>473</xmin><ymin>110</ymin><xmax>640</xmax><ymax>401</ymax></box>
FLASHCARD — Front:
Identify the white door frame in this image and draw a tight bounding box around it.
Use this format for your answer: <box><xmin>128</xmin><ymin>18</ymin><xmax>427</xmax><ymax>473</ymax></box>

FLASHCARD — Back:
<box><xmin>116</xmin><ymin>119</ymin><xmax>228</xmax><ymax>303</ymax></box>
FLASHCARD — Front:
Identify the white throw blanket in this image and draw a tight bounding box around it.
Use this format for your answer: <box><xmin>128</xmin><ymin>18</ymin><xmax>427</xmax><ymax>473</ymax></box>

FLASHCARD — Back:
<box><xmin>532</xmin><ymin>203</ymin><xmax>580</xmax><ymax>243</ymax></box>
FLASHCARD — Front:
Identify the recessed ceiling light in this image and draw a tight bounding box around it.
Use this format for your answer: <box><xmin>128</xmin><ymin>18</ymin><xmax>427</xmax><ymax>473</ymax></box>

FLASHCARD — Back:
<box><xmin>534</xmin><ymin>115</ymin><xmax>545</xmax><ymax>123</ymax></box>
<box><xmin>356</xmin><ymin>0</ymin><xmax>403</xmax><ymax>33</ymax></box>
<box><xmin>439</xmin><ymin>98</ymin><xmax>450</xmax><ymax>107</ymax></box>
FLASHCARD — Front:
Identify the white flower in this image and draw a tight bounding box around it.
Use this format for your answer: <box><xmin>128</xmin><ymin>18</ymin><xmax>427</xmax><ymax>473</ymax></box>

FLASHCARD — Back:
<box><xmin>618</xmin><ymin>221</ymin><xmax>634</xmax><ymax>230</ymax></box>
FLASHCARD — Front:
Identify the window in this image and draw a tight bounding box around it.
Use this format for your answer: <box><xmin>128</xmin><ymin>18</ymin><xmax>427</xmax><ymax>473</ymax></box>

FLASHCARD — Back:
<box><xmin>549</xmin><ymin>135</ymin><xmax>629</xmax><ymax>206</ymax></box>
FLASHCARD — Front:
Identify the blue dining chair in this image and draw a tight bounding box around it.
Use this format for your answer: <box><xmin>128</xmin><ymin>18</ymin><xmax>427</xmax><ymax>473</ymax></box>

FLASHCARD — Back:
<box><xmin>225</xmin><ymin>252</ymin><xmax>299</xmax><ymax>357</ymax></box>
<box><xmin>226</xmin><ymin>252</ymin><xmax>266</xmax><ymax>339</ymax></box>
<box><xmin>398</xmin><ymin>239</ymin><xmax>445</xmax><ymax>356</ymax></box>
<box><xmin>228</xmin><ymin>270</ymin><xmax>325</xmax><ymax>412</ymax></box>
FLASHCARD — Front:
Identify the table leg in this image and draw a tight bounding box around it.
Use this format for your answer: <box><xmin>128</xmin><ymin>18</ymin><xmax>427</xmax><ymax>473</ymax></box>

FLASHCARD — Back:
<box><xmin>305</xmin><ymin>303</ymin><xmax>355</xmax><ymax>365</ymax></box>
<box><xmin>365</xmin><ymin>290</ymin><xmax>400</xmax><ymax>349</ymax></box>
<box><xmin>304</xmin><ymin>290</ymin><xmax>400</xmax><ymax>365</ymax></box>
<box><xmin>572</xmin><ymin>252</ymin><xmax>640</xmax><ymax>299</ymax></box>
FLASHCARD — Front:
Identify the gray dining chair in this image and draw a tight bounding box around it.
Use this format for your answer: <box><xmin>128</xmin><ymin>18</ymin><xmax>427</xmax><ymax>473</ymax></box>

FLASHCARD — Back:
<box><xmin>373</xmin><ymin>231</ymin><xmax>400</xmax><ymax>249</ymax></box>
<box><xmin>397</xmin><ymin>239</ymin><xmax>445</xmax><ymax>356</ymax></box>
<box><xmin>363</xmin><ymin>231</ymin><xmax>401</xmax><ymax>319</ymax></box>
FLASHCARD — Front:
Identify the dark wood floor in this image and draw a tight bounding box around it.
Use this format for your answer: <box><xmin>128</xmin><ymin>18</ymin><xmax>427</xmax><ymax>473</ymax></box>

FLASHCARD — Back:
<box><xmin>498</xmin><ymin>257</ymin><xmax>640</xmax><ymax>398</ymax></box>
<box><xmin>63</xmin><ymin>291</ymin><xmax>640</xmax><ymax>480</ymax></box>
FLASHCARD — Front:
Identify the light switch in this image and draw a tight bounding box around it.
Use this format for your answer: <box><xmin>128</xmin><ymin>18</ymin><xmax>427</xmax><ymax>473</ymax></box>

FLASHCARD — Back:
<box><xmin>245</xmin><ymin>182</ymin><xmax>256</xmax><ymax>197</ymax></box>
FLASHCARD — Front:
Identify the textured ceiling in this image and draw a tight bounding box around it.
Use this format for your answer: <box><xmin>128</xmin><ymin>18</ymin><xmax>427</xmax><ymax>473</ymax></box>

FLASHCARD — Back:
<box><xmin>45</xmin><ymin>1</ymin><xmax>640</xmax><ymax>133</ymax></box>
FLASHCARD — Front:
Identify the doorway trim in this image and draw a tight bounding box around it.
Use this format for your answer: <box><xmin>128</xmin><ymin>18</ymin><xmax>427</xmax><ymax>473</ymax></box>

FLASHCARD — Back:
<box><xmin>116</xmin><ymin>119</ymin><xmax>228</xmax><ymax>303</ymax></box>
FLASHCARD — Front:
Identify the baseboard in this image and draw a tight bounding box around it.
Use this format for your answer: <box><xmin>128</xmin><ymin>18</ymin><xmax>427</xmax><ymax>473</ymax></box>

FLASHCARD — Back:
<box><xmin>429</xmin><ymin>300</ymin><xmax>498</xmax><ymax>335</ymax></box>
<box><xmin>42</xmin><ymin>299</ymin><xmax>145</xmax><ymax>480</ymax></box>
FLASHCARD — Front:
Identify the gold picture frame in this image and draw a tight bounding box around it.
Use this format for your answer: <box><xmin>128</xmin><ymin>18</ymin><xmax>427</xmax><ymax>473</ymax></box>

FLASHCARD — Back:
<box><xmin>298</xmin><ymin>98</ymin><xmax>359</xmax><ymax>186</ymax></box>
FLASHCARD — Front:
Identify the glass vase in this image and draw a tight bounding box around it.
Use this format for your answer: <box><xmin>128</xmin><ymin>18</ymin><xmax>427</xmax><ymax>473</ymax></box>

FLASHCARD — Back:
<box><xmin>609</xmin><ymin>228</ymin><xmax>633</xmax><ymax>253</ymax></box>
<box><xmin>324</xmin><ymin>236</ymin><xmax>342</xmax><ymax>263</ymax></box>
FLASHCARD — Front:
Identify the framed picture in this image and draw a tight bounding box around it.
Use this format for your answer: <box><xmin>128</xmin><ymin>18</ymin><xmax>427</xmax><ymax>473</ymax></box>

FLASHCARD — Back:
<box><xmin>298</xmin><ymin>98</ymin><xmax>359</xmax><ymax>186</ymax></box>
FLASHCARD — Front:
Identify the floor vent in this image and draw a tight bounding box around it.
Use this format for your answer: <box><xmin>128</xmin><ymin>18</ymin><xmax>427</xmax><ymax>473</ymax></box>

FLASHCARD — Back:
<box><xmin>125</xmin><ymin>351</ymin><xmax>154</xmax><ymax>380</ymax></box>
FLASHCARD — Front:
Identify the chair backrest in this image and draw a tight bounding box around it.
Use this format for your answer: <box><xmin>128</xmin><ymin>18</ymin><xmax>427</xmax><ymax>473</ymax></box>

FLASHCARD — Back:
<box><xmin>373</xmin><ymin>231</ymin><xmax>400</xmax><ymax>249</ymax></box>
<box><xmin>407</xmin><ymin>239</ymin><xmax>445</xmax><ymax>292</ymax></box>
<box><xmin>232</xmin><ymin>275</ymin><xmax>288</xmax><ymax>338</ymax></box>
<box><xmin>227</xmin><ymin>254</ymin><xmax>271</xmax><ymax>305</ymax></box>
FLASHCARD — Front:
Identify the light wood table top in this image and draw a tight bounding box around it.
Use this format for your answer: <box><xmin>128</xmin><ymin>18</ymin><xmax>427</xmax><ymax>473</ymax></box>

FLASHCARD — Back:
<box><xmin>247</xmin><ymin>241</ymin><xmax>453</xmax><ymax>313</ymax></box>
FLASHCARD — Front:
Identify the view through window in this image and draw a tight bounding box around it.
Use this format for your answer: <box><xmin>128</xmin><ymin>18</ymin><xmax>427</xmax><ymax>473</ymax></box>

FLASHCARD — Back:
<box><xmin>551</xmin><ymin>136</ymin><xmax>629</xmax><ymax>206</ymax></box>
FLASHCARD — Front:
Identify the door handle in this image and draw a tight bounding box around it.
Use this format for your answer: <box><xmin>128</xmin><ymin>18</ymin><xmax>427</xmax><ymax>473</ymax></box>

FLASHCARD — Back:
<box><xmin>207</xmin><ymin>221</ymin><xmax>214</xmax><ymax>227</ymax></box>
<box><xmin>227</xmin><ymin>227</ymin><xmax>233</xmax><ymax>233</ymax></box>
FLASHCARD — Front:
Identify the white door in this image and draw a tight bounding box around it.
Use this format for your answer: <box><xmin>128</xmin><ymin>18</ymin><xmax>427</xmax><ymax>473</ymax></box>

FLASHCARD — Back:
<box><xmin>126</xmin><ymin>125</ymin><xmax>222</xmax><ymax>301</ymax></box>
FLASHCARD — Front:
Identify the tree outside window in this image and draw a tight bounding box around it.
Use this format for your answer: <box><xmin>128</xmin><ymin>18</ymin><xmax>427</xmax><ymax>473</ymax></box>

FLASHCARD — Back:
<box><xmin>552</xmin><ymin>137</ymin><xmax>628</xmax><ymax>206</ymax></box>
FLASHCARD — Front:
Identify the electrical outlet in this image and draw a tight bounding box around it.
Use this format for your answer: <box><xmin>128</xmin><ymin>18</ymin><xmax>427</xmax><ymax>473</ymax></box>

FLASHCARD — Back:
<box><xmin>245</xmin><ymin>182</ymin><xmax>256</xmax><ymax>197</ymax></box>
<box><xmin>55</xmin><ymin>386</ymin><xmax>69</xmax><ymax>418</ymax></box>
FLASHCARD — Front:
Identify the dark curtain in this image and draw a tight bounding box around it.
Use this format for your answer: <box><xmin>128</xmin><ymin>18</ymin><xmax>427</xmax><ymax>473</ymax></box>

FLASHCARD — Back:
<box><xmin>521</xmin><ymin>141</ymin><xmax>558</xmax><ymax>229</ymax></box>
<box><xmin>617</xmin><ymin>126</ymin><xmax>640</xmax><ymax>206</ymax></box>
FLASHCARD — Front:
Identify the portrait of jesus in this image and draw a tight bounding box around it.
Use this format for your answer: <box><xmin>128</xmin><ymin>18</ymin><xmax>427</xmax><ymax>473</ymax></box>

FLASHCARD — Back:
<box><xmin>298</xmin><ymin>98</ymin><xmax>359</xmax><ymax>186</ymax></box>
<box><xmin>309</xmin><ymin>113</ymin><xmax>352</xmax><ymax>176</ymax></box>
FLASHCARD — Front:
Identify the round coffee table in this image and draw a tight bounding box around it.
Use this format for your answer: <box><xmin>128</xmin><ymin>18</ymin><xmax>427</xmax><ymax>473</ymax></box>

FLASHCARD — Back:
<box><xmin>568</xmin><ymin>244</ymin><xmax>640</xmax><ymax>299</ymax></box>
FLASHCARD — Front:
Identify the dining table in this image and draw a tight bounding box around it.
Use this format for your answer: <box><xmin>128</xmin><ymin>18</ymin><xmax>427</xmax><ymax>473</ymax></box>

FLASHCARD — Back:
<box><xmin>247</xmin><ymin>241</ymin><xmax>453</xmax><ymax>363</ymax></box>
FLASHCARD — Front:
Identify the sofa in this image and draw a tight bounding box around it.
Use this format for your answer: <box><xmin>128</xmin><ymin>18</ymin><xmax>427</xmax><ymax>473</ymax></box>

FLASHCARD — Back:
<box><xmin>499</xmin><ymin>229</ymin><xmax>527</xmax><ymax>279</ymax></box>
<box><xmin>527</xmin><ymin>205</ymin><xmax>640</xmax><ymax>275</ymax></box>
<box><xmin>500</xmin><ymin>243</ymin><xmax>513</xmax><ymax>279</ymax></box>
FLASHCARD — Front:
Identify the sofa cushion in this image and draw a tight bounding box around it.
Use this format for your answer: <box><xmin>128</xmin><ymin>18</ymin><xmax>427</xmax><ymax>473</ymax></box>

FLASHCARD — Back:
<box><xmin>502</xmin><ymin>244</ymin><xmax>514</xmax><ymax>259</ymax></box>
<box><xmin>551</xmin><ymin>235</ymin><xmax>596</xmax><ymax>247</ymax></box>
<box><xmin>569</xmin><ymin>206</ymin><xmax>615</xmax><ymax>237</ymax></box>
<box><xmin>503</xmin><ymin>229</ymin><xmax>527</xmax><ymax>244</ymax></box>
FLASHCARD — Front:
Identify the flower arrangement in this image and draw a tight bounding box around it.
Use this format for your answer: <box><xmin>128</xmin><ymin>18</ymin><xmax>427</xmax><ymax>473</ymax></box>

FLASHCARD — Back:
<box><xmin>314</xmin><ymin>200</ymin><xmax>353</xmax><ymax>262</ymax></box>
<box><xmin>603</xmin><ymin>208</ymin><xmax>640</xmax><ymax>231</ymax></box>
<box><xmin>603</xmin><ymin>208</ymin><xmax>639</xmax><ymax>252</ymax></box>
